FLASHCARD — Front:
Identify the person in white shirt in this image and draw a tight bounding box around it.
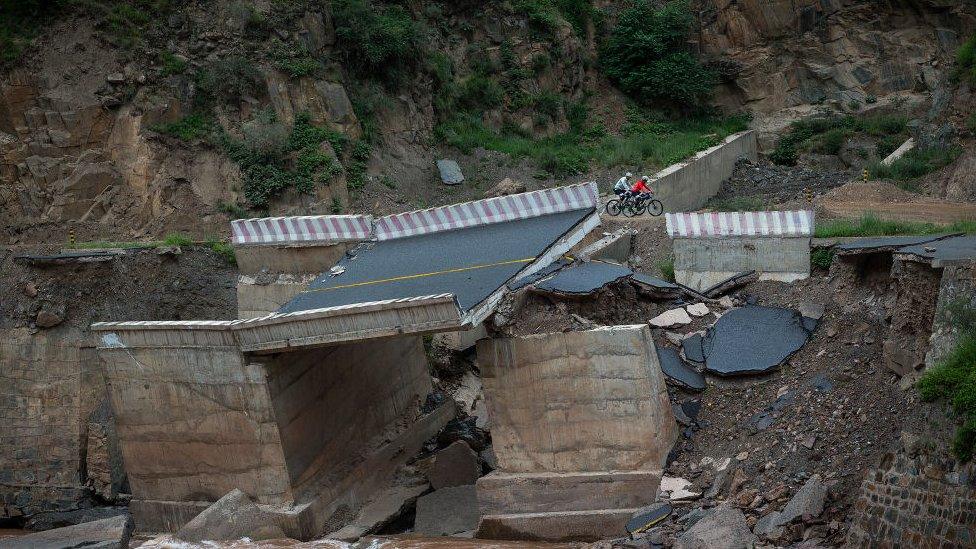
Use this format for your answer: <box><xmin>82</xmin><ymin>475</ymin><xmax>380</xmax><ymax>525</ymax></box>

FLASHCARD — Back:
<box><xmin>613</xmin><ymin>172</ymin><xmax>633</xmax><ymax>197</ymax></box>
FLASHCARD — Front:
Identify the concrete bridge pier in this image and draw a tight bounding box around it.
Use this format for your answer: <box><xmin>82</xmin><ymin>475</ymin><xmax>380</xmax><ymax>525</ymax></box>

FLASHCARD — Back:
<box><xmin>474</xmin><ymin>325</ymin><xmax>677</xmax><ymax>541</ymax></box>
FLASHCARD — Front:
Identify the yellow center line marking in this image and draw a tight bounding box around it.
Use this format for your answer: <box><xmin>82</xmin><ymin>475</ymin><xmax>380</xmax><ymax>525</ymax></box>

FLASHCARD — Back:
<box><xmin>309</xmin><ymin>257</ymin><xmax>538</xmax><ymax>293</ymax></box>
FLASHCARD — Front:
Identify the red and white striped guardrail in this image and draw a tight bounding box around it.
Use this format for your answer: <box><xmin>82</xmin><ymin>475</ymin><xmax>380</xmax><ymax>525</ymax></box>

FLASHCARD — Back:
<box><xmin>665</xmin><ymin>210</ymin><xmax>814</xmax><ymax>238</ymax></box>
<box><xmin>231</xmin><ymin>215</ymin><xmax>373</xmax><ymax>245</ymax></box>
<box><xmin>373</xmin><ymin>182</ymin><xmax>598</xmax><ymax>241</ymax></box>
<box><xmin>230</xmin><ymin>182</ymin><xmax>599</xmax><ymax>246</ymax></box>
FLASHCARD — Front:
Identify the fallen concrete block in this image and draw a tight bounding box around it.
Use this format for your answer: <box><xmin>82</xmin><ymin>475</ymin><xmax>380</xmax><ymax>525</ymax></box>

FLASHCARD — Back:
<box><xmin>650</xmin><ymin>308</ymin><xmax>692</xmax><ymax>328</ymax></box>
<box><xmin>674</xmin><ymin>505</ymin><xmax>757</xmax><ymax>549</ymax></box>
<box><xmin>414</xmin><ymin>485</ymin><xmax>480</xmax><ymax>536</ymax></box>
<box><xmin>430</xmin><ymin>440</ymin><xmax>482</xmax><ymax>489</ymax></box>
<box><xmin>880</xmin><ymin>137</ymin><xmax>914</xmax><ymax>166</ymax></box>
<box><xmin>176</xmin><ymin>489</ymin><xmax>286</xmax><ymax>542</ymax></box>
<box><xmin>437</xmin><ymin>159</ymin><xmax>464</xmax><ymax>185</ymax></box>
<box><xmin>4</xmin><ymin>514</ymin><xmax>132</xmax><ymax>549</ymax></box>
<box><xmin>685</xmin><ymin>303</ymin><xmax>709</xmax><ymax>317</ymax></box>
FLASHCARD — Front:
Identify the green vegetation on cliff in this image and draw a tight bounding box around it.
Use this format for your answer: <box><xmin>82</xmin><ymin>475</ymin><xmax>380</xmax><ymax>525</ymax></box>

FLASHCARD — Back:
<box><xmin>600</xmin><ymin>0</ymin><xmax>715</xmax><ymax>109</ymax></box>
<box><xmin>919</xmin><ymin>299</ymin><xmax>976</xmax><ymax>462</ymax></box>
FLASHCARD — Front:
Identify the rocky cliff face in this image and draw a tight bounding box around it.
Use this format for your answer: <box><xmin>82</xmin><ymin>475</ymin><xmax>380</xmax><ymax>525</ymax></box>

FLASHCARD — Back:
<box><xmin>0</xmin><ymin>0</ymin><xmax>972</xmax><ymax>244</ymax></box>
<box><xmin>697</xmin><ymin>0</ymin><xmax>974</xmax><ymax>113</ymax></box>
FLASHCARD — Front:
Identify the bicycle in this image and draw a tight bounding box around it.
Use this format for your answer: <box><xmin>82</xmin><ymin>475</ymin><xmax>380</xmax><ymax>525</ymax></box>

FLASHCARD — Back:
<box><xmin>605</xmin><ymin>192</ymin><xmax>664</xmax><ymax>217</ymax></box>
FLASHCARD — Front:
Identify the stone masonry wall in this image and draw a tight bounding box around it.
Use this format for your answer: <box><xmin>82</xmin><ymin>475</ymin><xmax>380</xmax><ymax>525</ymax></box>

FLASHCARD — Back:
<box><xmin>0</xmin><ymin>328</ymin><xmax>88</xmax><ymax>518</ymax></box>
<box><xmin>847</xmin><ymin>452</ymin><xmax>976</xmax><ymax>548</ymax></box>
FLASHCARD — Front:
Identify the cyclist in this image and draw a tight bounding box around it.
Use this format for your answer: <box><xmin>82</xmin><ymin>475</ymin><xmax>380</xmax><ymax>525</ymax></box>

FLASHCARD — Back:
<box><xmin>628</xmin><ymin>176</ymin><xmax>654</xmax><ymax>203</ymax></box>
<box><xmin>613</xmin><ymin>172</ymin><xmax>633</xmax><ymax>197</ymax></box>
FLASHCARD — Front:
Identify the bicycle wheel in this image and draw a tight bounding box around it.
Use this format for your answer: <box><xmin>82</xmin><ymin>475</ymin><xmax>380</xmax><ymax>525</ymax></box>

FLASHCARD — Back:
<box><xmin>622</xmin><ymin>201</ymin><xmax>638</xmax><ymax>217</ymax></box>
<box><xmin>647</xmin><ymin>199</ymin><xmax>664</xmax><ymax>216</ymax></box>
<box><xmin>605</xmin><ymin>199</ymin><xmax>622</xmax><ymax>216</ymax></box>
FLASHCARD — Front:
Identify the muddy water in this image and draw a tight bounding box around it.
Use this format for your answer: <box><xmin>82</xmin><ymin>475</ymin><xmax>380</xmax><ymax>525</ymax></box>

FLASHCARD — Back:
<box><xmin>136</xmin><ymin>535</ymin><xmax>584</xmax><ymax>548</ymax></box>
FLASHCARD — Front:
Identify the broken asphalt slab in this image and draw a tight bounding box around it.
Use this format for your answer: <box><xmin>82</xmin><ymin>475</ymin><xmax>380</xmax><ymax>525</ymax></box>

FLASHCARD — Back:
<box><xmin>657</xmin><ymin>347</ymin><xmax>706</xmax><ymax>391</ymax></box>
<box><xmin>281</xmin><ymin>208</ymin><xmax>593</xmax><ymax>313</ymax></box>
<box><xmin>626</xmin><ymin>503</ymin><xmax>673</xmax><ymax>535</ymax></box>
<box><xmin>534</xmin><ymin>260</ymin><xmax>633</xmax><ymax>294</ymax></box>
<box><xmin>834</xmin><ymin>233</ymin><xmax>959</xmax><ymax>255</ymax></box>
<box><xmin>896</xmin><ymin>234</ymin><xmax>976</xmax><ymax>266</ymax></box>
<box><xmin>702</xmin><ymin>306</ymin><xmax>813</xmax><ymax>376</ymax></box>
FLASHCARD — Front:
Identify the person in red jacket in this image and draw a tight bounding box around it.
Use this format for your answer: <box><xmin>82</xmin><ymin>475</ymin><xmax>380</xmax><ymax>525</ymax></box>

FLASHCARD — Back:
<box><xmin>627</xmin><ymin>176</ymin><xmax>653</xmax><ymax>202</ymax></box>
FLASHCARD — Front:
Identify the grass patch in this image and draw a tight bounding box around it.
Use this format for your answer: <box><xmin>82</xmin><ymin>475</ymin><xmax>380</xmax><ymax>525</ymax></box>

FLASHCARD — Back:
<box><xmin>163</xmin><ymin>233</ymin><xmax>193</xmax><ymax>246</ymax></box>
<box><xmin>706</xmin><ymin>196</ymin><xmax>767</xmax><ymax>212</ymax></box>
<box><xmin>217</xmin><ymin>201</ymin><xmax>248</xmax><ymax>220</ymax></box>
<box><xmin>332</xmin><ymin>0</ymin><xmax>426</xmax><ymax>87</ymax></box>
<box><xmin>435</xmin><ymin>111</ymin><xmax>748</xmax><ymax>177</ymax></box>
<box><xmin>770</xmin><ymin>113</ymin><xmax>909</xmax><ymax>166</ymax></box>
<box><xmin>657</xmin><ymin>258</ymin><xmax>676</xmax><ymax>283</ymax></box>
<box><xmin>206</xmin><ymin>238</ymin><xmax>236</xmax><ymax>264</ymax></box>
<box><xmin>867</xmin><ymin>146</ymin><xmax>962</xmax><ymax>183</ymax></box>
<box><xmin>810</xmin><ymin>247</ymin><xmax>835</xmax><ymax>270</ymax></box>
<box><xmin>66</xmin><ymin>240</ymin><xmax>159</xmax><ymax>250</ymax></box>
<box><xmin>916</xmin><ymin>292</ymin><xmax>976</xmax><ymax>462</ymax></box>
<box><xmin>953</xmin><ymin>33</ymin><xmax>976</xmax><ymax>86</ymax></box>
<box><xmin>814</xmin><ymin>213</ymin><xmax>976</xmax><ymax>238</ymax></box>
<box><xmin>159</xmin><ymin>51</ymin><xmax>187</xmax><ymax>76</ymax></box>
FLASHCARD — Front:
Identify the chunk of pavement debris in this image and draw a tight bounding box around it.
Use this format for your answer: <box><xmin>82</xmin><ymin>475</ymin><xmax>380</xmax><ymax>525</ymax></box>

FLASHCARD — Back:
<box><xmin>430</xmin><ymin>440</ymin><xmax>481</xmax><ymax>489</ymax></box>
<box><xmin>176</xmin><ymin>488</ymin><xmax>286</xmax><ymax>542</ymax></box>
<box><xmin>660</xmin><ymin>476</ymin><xmax>701</xmax><ymax>501</ymax></box>
<box><xmin>413</xmin><ymin>484</ymin><xmax>480</xmax><ymax>536</ymax></box>
<box><xmin>674</xmin><ymin>505</ymin><xmax>757</xmax><ymax>549</ymax></box>
<box><xmin>650</xmin><ymin>307</ymin><xmax>692</xmax><ymax>328</ymax></box>
<box><xmin>703</xmin><ymin>305</ymin><xmax>812</xmax><ymax>376</ymax></box>
<box><xmin>627</xmin><ymin>502</ymin><xmax>673</xmax><ymax>535</ymax></box>
<box><xmin>682</xmin><ymin>333</ymin><xmax>705</xmax><ymax>363</ymax></box>
<box><xmin>686</xmin><ymin>303</ymin><xmax>709</xmax><ymax>317</ymax></box>
<box><xmin>754</xmin><ymin>475</ymin><xmax>826</xmax><ymax>538</ymax></box>
<box><xmin>437</xmin><ymin>159</ymin><xmax>464</xmax><ymax>185</ymax></box>
<box><xmin>658</xmin><ymin>347</ymin><xmax>706</xmax><ymax>391</ymax></box>
<box><xmin>718</xmin><ymin>295</ymin><xmax>734</xmax><ymax>308</ymax></box>
<box><xmin>35</xmin><ymin>302</ymin><xmax>66</xmax><ymax>328</ymax></box>
<box><xmin>4</xmin><ymin>514</ymin><xmax>132</xmax><ymax>549</ymax></box>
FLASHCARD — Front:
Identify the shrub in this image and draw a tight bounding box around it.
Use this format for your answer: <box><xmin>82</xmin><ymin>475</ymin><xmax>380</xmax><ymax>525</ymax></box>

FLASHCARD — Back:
<box><xmin>769</xmin><ymin>140</ymin><xmax>799</xmax><ymax>166</ymax></box>
<box><xmin>333</xmin><ymin>0</ymin><xmax>425</xmax><ymax>85</ymax></box>
<box><xmin>221</xmin><ymin>112</ymin><xmax>346</xmax><ymax>208</ymax></box>
<box><xmin>600</xmin><ymin>0</ymin><xmax>715</xmax><ymax>108</ymax></box>
<box><xmin>217</xmin><ymin>201</ymin><xmax>248</xmax><ymax>219</ymax></box>
<box><xmin>919</xmin><ymin>332</ymin><xmax>976</xmax><ymax>462</ymax></box>
<box><xmin>152</xmin><ymin>114</ymin><xmax>213</xmax><ymax>142</ymax></box>
<box><xmin>159</xmin><ymin>51</ymin><xmax>187</xmax><ymax>76</ymax></box>
<box><xmin>953</xmin><ymin>34</ymin><xmax>976</xmax><ymax>85</ymax></box>
<box><xmin>876</xmin><ymin>135</ymin><xmax>903</xmax><ymax>159</ymax></box>
<box><xmin>194</xmin><ymin>56</ymin><xmax>263</xmax><ymax>109</ymax></box>
<box><xmin>657</xmin><ymin>258</ymin><xmax>676</xmax><ymax>282</ymax></box>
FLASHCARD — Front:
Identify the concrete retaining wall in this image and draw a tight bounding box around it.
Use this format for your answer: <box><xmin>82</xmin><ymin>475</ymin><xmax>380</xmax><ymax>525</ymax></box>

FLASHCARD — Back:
<box><xmin>653</xmin><ymin>130</ymin><xmax>757</xmax><ymax>212</ymax></box>
<box><xmin>673</xmin><ymin>236</ymin><xmax>810</xmax><ymax>291</ymax></box>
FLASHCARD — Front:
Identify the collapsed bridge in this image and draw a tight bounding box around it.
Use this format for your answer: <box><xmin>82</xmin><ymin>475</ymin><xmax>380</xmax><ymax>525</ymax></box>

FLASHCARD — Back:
<box><xmin>90</xmin><ymin>183</ymin><xmax>603</xmax><ymax>539</ymax></box>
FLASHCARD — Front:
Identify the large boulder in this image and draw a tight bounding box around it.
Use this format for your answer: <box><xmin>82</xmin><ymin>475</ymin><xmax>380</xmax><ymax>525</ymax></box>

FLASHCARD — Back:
<box><xmin>5</xmin><ymin>514</ymin><xmax>132</xmax><ymax>549</ymax></box>
<box><xmin>754</xmin><ymin>474</ymin><xmax>827</xmax><ymax>538</ymax></box>
<box><xmin>413</xmin><ymin>485</ymin><xmax>480</xmax><ymax>536</ymax></box>
<box><xmin>674</xmin><ymin>505</ymin><xmax>757</xmax><ymax>549</ymax></box>
<box><xmin>429</xmin><ymin>440</ymin><xmax>481</xmax><ymax>489</ymax></box>
<box><xmin>175</xmin><ymin>488</ymin><xmax>286</xmax><ymax>542</ymax></box>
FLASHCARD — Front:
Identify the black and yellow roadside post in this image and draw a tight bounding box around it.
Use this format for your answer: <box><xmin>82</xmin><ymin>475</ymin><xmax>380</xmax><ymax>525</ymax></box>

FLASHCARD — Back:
<box><xmin>862</xmin><ymin>169</ymin><xmax>869</xmax><ymax>183</ymax></box>
<box><xmin>804</xmin><ymin>187</ymin><xmax>813</xmax><ymax>204</ymax></box>
<box><xmin>69</xmin><ymin>228</ymin><xmax>76</xmax><ymax>247</ymax></box>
